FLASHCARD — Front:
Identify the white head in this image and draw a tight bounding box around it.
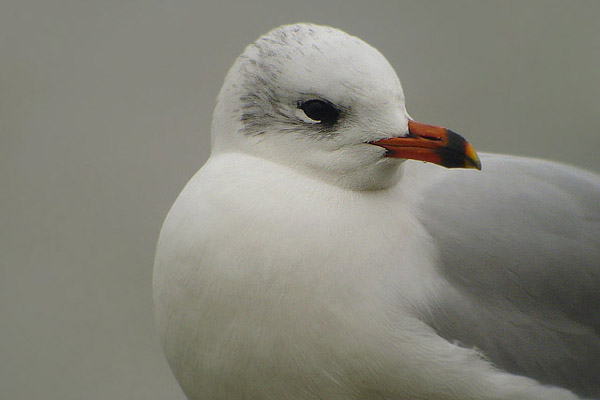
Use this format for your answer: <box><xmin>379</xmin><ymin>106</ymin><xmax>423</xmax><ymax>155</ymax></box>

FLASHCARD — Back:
<box><xmin>211</xmin><ymin>23</ymin><xmax>480</xmax><ymax>190</ymax></box>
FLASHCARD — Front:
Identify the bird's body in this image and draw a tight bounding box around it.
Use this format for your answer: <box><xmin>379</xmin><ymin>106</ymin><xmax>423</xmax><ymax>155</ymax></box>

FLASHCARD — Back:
<box><xmin>154</xmin><ymin>24</ymin><xmax>600</xmax><ymax>399</ymax></box>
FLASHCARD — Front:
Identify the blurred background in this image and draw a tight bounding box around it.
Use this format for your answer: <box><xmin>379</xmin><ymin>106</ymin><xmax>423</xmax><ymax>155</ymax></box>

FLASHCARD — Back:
<box><xmin>1</xmin><ymin>1</ymin><xmax>598</xmax><ymax>399</ymax></box>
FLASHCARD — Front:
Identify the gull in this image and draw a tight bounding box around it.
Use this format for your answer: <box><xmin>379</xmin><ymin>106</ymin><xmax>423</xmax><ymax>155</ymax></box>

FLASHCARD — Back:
<box><xmin>153</xmin><ymin>23</ymin><xmax>600</xmax><ymax>400</ymax></box>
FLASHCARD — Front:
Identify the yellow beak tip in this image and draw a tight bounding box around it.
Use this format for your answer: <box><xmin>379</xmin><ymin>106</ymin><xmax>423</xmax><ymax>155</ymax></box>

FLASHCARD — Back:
<box><xmin>465</xmin><ymin>146</ymin><xmax>482</xmax><ymax>170</ymax></box>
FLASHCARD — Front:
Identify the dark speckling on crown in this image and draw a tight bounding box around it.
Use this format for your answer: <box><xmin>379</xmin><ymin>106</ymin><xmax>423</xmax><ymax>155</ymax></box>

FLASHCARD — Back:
<box><xmin>235</xmin><ymin>24</ymin><xmax>343</xmax><ymax>138</ymax></box>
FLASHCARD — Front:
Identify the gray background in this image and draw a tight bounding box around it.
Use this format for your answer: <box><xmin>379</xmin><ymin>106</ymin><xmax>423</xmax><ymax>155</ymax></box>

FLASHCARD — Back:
<box><xmin>2</xmin><ymin>1</ymin><xmax>599</xmax><ymax>399</ymax></box>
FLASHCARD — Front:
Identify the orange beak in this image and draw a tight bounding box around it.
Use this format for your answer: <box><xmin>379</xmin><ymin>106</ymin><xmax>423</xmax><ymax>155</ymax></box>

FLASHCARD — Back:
<box><xmin>369</xmin><ymin>120</ymin><xmax>482</xmax><ymax>170</ymax></box>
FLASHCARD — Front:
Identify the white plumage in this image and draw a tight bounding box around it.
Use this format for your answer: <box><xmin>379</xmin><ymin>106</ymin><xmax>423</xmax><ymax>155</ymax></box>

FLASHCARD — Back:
<box><xmin>154</xmin><ymin>24</ymin><xmax>600</xmax><ymax>399</ymax></box>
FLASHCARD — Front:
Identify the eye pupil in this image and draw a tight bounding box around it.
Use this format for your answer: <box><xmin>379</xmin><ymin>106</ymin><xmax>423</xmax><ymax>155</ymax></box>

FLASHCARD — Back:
<box><xmin>299</xmin><ymin>100</ymin><xmax>340</xmax><ymax>125</ymax></box>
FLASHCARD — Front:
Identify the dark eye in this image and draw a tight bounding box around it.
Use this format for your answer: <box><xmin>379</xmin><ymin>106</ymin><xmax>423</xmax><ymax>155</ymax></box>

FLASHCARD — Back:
<box><xmin>299</xmin><ymin>100</ymin><xmax>340</xmax><ymax>125</ymax></box>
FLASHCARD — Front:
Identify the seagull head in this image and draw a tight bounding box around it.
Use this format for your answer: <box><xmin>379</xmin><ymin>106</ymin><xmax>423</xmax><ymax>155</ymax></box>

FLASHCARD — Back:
<box><xmin>211</xmin><ymin>23</ymin><xmax>481</xmax><ymax>190</ymax></box>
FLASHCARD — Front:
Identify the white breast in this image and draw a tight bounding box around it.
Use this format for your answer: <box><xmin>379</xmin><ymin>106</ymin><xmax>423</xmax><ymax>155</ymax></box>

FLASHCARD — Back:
<box><xmin>154</xmin><ymin>153</ymin><xmax>447</xmax><ymax>399</ymax></box>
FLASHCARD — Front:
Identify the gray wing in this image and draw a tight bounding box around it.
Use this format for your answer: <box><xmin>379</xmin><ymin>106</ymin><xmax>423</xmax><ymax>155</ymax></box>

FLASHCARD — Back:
<box><xmin>410</xmin><ymin>154</ymin><xmax>600</xmax><ymax>398</ymax></box>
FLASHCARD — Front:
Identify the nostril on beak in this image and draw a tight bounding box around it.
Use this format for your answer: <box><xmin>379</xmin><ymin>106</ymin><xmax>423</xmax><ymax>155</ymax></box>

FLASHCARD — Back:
<box><xmin>421</xmin><ymin>134</ymin><xmax>442</xmax><ymax>141</ymax></box>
